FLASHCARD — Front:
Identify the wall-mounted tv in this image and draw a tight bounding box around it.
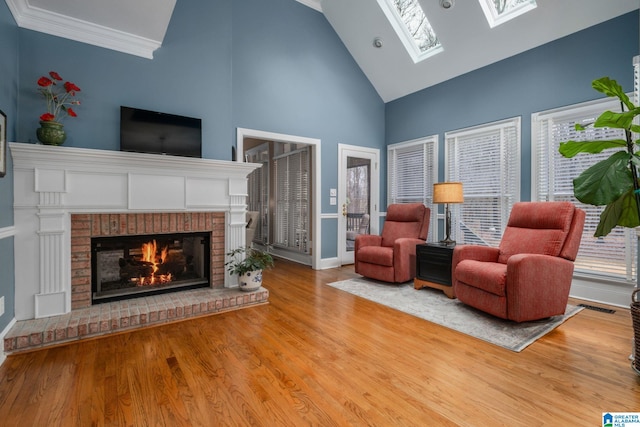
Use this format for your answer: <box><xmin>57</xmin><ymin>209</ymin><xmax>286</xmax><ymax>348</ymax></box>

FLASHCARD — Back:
<box><xmin>120</xmin><ymin>106</ymin><xmax>202</xmax><ymax>158</ymax></box>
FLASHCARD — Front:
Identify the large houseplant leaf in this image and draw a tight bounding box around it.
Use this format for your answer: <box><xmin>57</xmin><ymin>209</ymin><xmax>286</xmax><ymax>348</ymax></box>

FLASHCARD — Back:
<box><xmin>592</xmin><ymin>77</ymin><xmax>635</xmax><ymax>111</ymax></box>
<box><xmin>558</xmin><ymin>139</ymin><xmax>626</xmax><ymax>157</ymax></box>
<box><xmin>572</xmin><ymin>151</ymin><xmax>634</xmax><ymax>206</ymax></box>
<box><xmin>594</xmin><ymin>109</ymin><xmax>640</xmax><ymax>130</ymax></box>
<box><xmin>595</xmin><ymin>189</ymin><xmax>640</xmax><ymax>237</ymax></box>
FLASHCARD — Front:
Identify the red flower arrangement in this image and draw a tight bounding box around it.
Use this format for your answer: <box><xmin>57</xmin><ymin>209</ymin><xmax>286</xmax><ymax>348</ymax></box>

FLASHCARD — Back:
<box><xmin>37</xmin><ymin>71</ymin><xmax>81</xmax><ymax>122</ymax></box>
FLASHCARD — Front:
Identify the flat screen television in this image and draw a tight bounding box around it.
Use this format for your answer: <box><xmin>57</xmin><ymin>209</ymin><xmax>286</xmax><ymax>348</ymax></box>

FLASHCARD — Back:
<box><xmin>120</xmin><ymin>106</ymin><xmax>202</xmax><ymax>158</ymax></box>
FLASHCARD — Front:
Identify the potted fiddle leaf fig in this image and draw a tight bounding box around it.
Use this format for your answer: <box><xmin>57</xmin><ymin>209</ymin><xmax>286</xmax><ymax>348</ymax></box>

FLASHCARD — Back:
<box><xmin>225</xmin><ymin>246</ymin><xmax>274</xmax><ymax>291</ymax></box>
<box><xmin>558</xmin><ymin>76</ymin><xmax>640</xmax><ymax>237</ymax></box>
<box><xmin>559</xmin><ymin>76</ymin><xmax>640</xmax><ymax>375</ymax></box>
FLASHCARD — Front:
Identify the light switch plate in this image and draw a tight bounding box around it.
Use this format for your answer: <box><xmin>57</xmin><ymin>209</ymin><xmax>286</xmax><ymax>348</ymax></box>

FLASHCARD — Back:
<box><xmin>330</xmin><ymin>188</ymin><xmax>337</xmax><ymax>197</ymax></box>
<box><xmin>330</xmin><ymin>197</ymin><xmax>337</xmax><ymax>205</ymax></box>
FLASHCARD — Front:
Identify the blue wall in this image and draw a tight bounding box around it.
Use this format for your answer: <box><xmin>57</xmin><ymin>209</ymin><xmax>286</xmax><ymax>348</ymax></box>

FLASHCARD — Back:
<box><xmin>231</xmin><ymin>0</ymin><xmax>385</xmax><ymax>257</ymax></box>
<box><xmin>0</xmin><ymin>0</ymin><xmax>17</xmax><ymax>331</ymax></box>
<box><xmin>386</xmin><ymin>11</ymin><xmax>639</xmax><ymax>205</ymax></box>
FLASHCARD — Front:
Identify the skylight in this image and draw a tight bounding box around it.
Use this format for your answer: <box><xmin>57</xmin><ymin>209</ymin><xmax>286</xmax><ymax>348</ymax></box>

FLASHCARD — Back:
<box><xmin>479</xmin><ymin>0</ymin><xmax>537</xmax><ymax>28</ymax></box>
<box><xmin>377</xmin><ymin>0</ymin><xmax>442</xmax><ymax>63</ymax></box>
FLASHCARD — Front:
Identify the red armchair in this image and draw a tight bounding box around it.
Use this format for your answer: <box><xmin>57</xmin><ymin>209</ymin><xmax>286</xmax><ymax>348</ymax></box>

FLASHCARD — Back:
<box><xmin>355</xmin><ymin>203</ymin><xmax>430</xmax><ymax>283</ymax></box>
<box><xmin>452</xmin><ymin>201</ymin><xmax>585</xmax><ymax>322</ymax></box>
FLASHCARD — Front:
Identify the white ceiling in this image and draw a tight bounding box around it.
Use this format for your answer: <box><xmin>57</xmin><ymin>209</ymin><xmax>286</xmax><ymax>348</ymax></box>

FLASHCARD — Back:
<box><xmin>5</xmin><ymin>0</ymin><xmax>639</xmax><ymax>101</ymax></box>
<box><xmin>321</xmin><ymin>0</ymin><xmax>640</xmax><ymax>101</ymax></box>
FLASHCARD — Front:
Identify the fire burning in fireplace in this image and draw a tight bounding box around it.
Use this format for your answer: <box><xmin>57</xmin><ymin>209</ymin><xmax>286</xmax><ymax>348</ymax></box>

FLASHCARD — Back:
<box><xmin>92</xmin><ymin>232</ymin><xmax>210</xmax><ymax>303</ymax></box>
<box><xmin>127</xmin><ymin>240</ymin><xmax>173</xmax><ymax>286</ymax></box>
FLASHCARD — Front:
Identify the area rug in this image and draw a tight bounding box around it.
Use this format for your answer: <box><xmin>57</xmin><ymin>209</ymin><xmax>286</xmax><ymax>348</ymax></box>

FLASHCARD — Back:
<box><xmin>327</xmin><ymin>278</ymin><xmax>583</xmax><ymax>352</ymax></box>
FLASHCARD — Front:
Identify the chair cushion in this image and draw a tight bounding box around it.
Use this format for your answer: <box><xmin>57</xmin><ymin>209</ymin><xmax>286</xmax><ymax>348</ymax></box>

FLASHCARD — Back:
<box><xmin>498</xmin><ymin>202</ymin><xmax>575</xmax><ymax>264</ymax></box>
<box><xmin>455</xmin><ymin>260</ymin><xmax>507</xmax><ymax>296</ymax></box>
<box><xmin>381</xmin><ymin>222</ymin><xmax>423</xmax><ymax>247</ymax></box>
<box><xmin>356</xmin><ymin>246</ymin><xmax>394</xmax><ymax>267</ymax></box>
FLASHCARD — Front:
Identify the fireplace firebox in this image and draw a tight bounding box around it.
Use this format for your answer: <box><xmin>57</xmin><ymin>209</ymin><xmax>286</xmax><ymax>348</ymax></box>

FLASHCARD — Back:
<box><xmin>91</xmin><ymin>232</ymin><xmax>211</xmax><ymax>303</ymax></box>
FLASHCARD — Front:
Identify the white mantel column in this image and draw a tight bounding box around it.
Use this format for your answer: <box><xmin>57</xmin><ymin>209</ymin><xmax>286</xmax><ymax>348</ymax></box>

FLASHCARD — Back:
<box><xmin>34</xmin><ymin>169</ymin><xmax>70</xmax><ymax>318</ymax></box>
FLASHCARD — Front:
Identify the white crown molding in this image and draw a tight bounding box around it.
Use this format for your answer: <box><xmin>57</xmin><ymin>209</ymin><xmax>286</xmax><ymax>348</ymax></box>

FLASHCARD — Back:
<box><xmin>296</xmin><ymin>0</ymin><xmax>322</xmax><ymax>12</ymax></box>
<box><xmin>5</xmin><ymin>0</ymin><xmax>161</xmax><ymax>59</ymax></box>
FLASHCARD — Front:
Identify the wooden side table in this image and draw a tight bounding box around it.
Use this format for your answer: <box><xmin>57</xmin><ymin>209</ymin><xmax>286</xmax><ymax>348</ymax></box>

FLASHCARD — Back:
<box><xmin>414</xmin><ymin>242</ymin><xmax>456</xmax><ymax>298</ymax></box>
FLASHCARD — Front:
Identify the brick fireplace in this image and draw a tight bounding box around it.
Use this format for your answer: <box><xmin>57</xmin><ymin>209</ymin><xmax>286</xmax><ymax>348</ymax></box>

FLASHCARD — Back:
<box><xmin>71</xmin><ymin>212</ymin><xmax>226</xmax><ymax>309</ymax></box>
<box><xmin>10</xmin><ymin>143</ymin><xmax>261</xmax><ymax>321</ymax></box>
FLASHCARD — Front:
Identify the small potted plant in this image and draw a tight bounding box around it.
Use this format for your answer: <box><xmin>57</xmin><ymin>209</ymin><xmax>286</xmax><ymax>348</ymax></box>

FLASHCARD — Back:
<box><xmin>225</xmin><ymin>246</ymin><xmax>274</xmax><ymax>291</ymax></box>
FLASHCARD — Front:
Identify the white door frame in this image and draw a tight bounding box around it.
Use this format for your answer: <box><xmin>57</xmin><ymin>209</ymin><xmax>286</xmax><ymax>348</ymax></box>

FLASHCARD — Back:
<box><xmin>338</xmin><ymin>144</ymin><xmax>380</xmax><ymax>265</ymax></box>
<box><xmin>236</xmin><ymin>128</ymin><xmax>321</xmax><ymax>270</ymax></box>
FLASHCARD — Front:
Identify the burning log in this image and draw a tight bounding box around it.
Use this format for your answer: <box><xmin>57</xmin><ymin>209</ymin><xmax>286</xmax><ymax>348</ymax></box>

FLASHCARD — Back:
<box><xmin>119</xmin><ymin>258</ymin><xmax>154</xmax><ymax>282</ymax></box>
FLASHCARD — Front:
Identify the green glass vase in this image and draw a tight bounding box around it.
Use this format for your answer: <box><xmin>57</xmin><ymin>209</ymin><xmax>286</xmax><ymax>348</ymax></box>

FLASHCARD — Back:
<box><xmin>36</xmin><ymin>121</ymin><xmax>67</xmax><ymax>146</ymax></box>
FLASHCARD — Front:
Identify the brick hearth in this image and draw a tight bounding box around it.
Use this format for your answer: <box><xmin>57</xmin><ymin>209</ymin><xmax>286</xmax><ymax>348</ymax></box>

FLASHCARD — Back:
<box><xmin>4</xmin><ymin>287</ymin><xmax>269</xmax><ymax>355</ymax></box>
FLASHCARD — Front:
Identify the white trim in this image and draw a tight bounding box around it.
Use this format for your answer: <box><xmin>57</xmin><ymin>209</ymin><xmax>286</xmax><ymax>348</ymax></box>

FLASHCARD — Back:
<box><xmin>5</xmin><ymin>0</ymin><xmax>166</xmax><ymax>59</ymax></box>
<box><xmin>0</xmin><ymin>318</ymin><xmax>17</xmax><ymax>367</ymax></box>
<box><xmin>0</xmin><ymin>226</ymin><xmax>16</xmax><ymax>240</ymax></box>
<box><xmin>236</xmin><ymin>128</ymin><xmax>322</xmax><ymax>270</ymax></box>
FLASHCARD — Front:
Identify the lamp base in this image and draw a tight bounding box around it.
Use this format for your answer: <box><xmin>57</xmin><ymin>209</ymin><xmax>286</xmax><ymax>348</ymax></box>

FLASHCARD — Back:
<box><xmin>439</xmin><ymin>238</ymin><xmax>456</xmax><ymax>246</ymax></box>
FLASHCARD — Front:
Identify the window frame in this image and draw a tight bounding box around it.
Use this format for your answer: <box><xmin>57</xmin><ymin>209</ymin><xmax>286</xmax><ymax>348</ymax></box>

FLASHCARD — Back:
<box><xmin>531</xmin><ymin>96</ymin><xmax>637</xmax><ymax>284</ymax></box>
<box><xmin>444</xmin><ymin>116</ymin><xmax>521</xmax><ymax>246</ymax></box>
<box><xmin>387</xmin><ymin>135</ymin><xmax>439</xmax><ymax>241</ymax></box>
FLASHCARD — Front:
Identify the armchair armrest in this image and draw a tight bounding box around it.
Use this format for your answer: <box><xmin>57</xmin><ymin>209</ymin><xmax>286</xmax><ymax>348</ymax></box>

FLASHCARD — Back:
<box><xmin>355</xmin><ymin>234</ymin><xmax>382</xmax><ymax>252</ymax></box>
<box><xmin>393</xmin><ymin>237</ymin><xmax>426</xmax><ymax>282</ymax></box>
<box><xmin>452</xmin><ymin>245</ymin><xmax>500</xmax><ymax>268</ymax></box>
<box><xmin>506</xmin><ymin>253</ymin><xmax>575</xmax><ymax>322</ymax></box>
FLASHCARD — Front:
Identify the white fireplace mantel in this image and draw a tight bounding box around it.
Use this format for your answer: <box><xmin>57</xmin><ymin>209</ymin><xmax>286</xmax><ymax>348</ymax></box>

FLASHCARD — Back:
<box><xmin>10</xmin><ymin>143</ymin><xmax>260</xmax><ymax>320</ymax></box>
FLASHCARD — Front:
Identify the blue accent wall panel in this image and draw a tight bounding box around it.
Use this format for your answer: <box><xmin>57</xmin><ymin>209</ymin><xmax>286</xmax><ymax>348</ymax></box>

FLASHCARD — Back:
<box><xmin>16</xmin><ymin>1</ymin><xmax>234</xmax><ymax>160</ymax></box>
<box><xmin>232</xmin><ymin>0</ymin><xmax>385</xmax><ymax>217</ymax></box>
<box><xmin>385</xmin><ymin>11</ymin><xmax>639</xmax><ymax>202</ymax></box>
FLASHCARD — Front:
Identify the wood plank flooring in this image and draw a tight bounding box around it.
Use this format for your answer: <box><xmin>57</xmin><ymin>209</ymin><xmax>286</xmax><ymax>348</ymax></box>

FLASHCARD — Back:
<box><xmin>0</xmin><ymin>259</ymin><xmax>638</xmax><ymax>426</ymax></box>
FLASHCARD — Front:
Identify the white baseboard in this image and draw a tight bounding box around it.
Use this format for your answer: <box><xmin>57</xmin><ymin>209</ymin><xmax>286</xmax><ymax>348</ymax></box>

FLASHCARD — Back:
<box><xmin>318</xmin><ymin>257</ymin><xmax>341</xmax><ymax>270</ymax></box>
<box><xmin>570</xmin><ymin>275</ymin><xmax>637</xmax><ymax>308</ymax></box>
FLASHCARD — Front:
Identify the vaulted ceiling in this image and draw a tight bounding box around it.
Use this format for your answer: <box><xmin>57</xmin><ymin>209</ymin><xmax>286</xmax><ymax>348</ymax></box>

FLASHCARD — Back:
<box><xmin>5</xmin><ymin>0</ymin><xmax>639</xmax><ymax>102</ymax></box>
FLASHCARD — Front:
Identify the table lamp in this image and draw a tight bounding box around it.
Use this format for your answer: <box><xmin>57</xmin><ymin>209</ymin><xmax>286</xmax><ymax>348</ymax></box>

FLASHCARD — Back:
<box><xmin>433</xmin><ymin>182</ymin><xmax>464</xmax><ymax>245</ymax></box>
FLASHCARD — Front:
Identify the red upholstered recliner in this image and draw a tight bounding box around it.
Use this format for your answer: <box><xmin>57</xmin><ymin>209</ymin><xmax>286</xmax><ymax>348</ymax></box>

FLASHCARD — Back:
<box><xmin>355</xmin><ymin>203</ymin><xmax>430</xmax><ymax>283</ymax></box>
<box><xmin>452</xmin><ymin>201</ymin><xmax>585</xmax><ymax>322</ymax></box>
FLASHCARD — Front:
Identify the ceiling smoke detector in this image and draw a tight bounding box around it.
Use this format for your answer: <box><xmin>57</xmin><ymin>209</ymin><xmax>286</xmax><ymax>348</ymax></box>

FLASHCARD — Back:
<box><xmin>373</xmin><ymin>37</ymin><xmax>383</xmax><ymax>48</ymax></box>
<box><xmin>440</xmin><ymin>0</ymin><xmax>454</xmax><ymax>9</ymax></box>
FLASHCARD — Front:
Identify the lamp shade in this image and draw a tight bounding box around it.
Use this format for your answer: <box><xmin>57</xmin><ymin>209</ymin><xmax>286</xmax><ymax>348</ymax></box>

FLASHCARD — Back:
<box><xmin>433</xmin><ymin>182</ymin><xmax>464</xmax><ymax>204</ymax></box>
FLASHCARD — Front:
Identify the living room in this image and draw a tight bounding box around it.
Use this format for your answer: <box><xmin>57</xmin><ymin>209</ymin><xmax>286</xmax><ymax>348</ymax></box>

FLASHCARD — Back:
<box><xmin>0</xmin><ymin>0</ymin><xmax>639</xmax><ymax>423</ymax></box>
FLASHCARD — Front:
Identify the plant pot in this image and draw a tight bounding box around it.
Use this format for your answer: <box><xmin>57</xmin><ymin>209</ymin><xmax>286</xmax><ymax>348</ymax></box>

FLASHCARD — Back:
<box><xmin>36</xmin><ymin>121</ymin><xmax>66</xmax><ymax>145</ymax></box>
<box><xmin>632</xmin><ymin>289</ymin><xmax>640</xmax><ymax>375</ymax></box>
<box><xmin>238</xmin><ymin>269</ymin><xmax>263</xmax><ymax>292</ymax></box>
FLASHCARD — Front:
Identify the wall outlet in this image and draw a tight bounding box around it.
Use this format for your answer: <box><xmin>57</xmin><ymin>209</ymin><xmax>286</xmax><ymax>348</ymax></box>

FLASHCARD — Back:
<box><xmin>0</xmin><ymin>296</ymin><xmax>4</xmax><ymax>316</ymax></box>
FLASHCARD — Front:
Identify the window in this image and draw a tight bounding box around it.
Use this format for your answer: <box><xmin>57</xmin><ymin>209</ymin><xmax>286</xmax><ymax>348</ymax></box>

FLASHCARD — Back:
<box><xmin>478</xmin><ymin>0</ymin><xmax>537</xmax><ymax>28</ymax></box>
<box><xmin>387</xmin><ymin>135</ymin><xmax>438</xmax><ymax>241</ymax></box>
<box><xmin>445</xmin><ymin>117</ymin><xmax>521</xmax><ymax>246</ymax></box>
<box><xmin>377</xmin><ymin>0</ymin><xmax>442</xmax><ymax>63</ymax></box>
<box><xmin>532</xmin><ymin>98</ymin><xmax>636</xmax><ymax>283</ymax></box>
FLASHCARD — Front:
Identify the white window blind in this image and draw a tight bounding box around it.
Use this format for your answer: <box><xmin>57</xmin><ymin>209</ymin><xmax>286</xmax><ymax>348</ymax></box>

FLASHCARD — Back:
<box><xmin>532</xmin><ymin>98</ymin><xmax>636</xmax><ymax>282</ymax></box>
<box><xmin>387</xmin><ymin>136</ymin><xmax>438</xmax><ymax>241</ymax></box>
<box><xmin>445</xmin><ymin>117</ymin><xmax>521</xmax><ymax>246</ymax></box>
<box><xmin>246</xmin><ymin>143</ymin><xmax>270</xmax><ymax>244</ymax></box>
<box><xmin>273</xmin><ymin>147</ymin><xmax>310</xmax><ymax>254</ymax></box>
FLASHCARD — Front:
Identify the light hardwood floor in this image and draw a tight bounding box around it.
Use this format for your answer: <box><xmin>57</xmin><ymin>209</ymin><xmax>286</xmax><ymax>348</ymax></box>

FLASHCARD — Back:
<box><xmin>0</xmin><ymin>259</ymin><xmax>638</xmax><ymax>426</ymax></box>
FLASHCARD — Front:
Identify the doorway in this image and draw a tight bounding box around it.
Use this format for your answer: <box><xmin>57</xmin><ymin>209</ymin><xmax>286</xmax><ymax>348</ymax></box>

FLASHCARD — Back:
<box><xmin>237</xmin><ymin>128</ymin><xmax>321</xmax><ymax>269</ymax></box>
<box><xmin>338</xmin><ymin>144</ymin><xmax>380</xmax><ymax>265</ymax></box>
